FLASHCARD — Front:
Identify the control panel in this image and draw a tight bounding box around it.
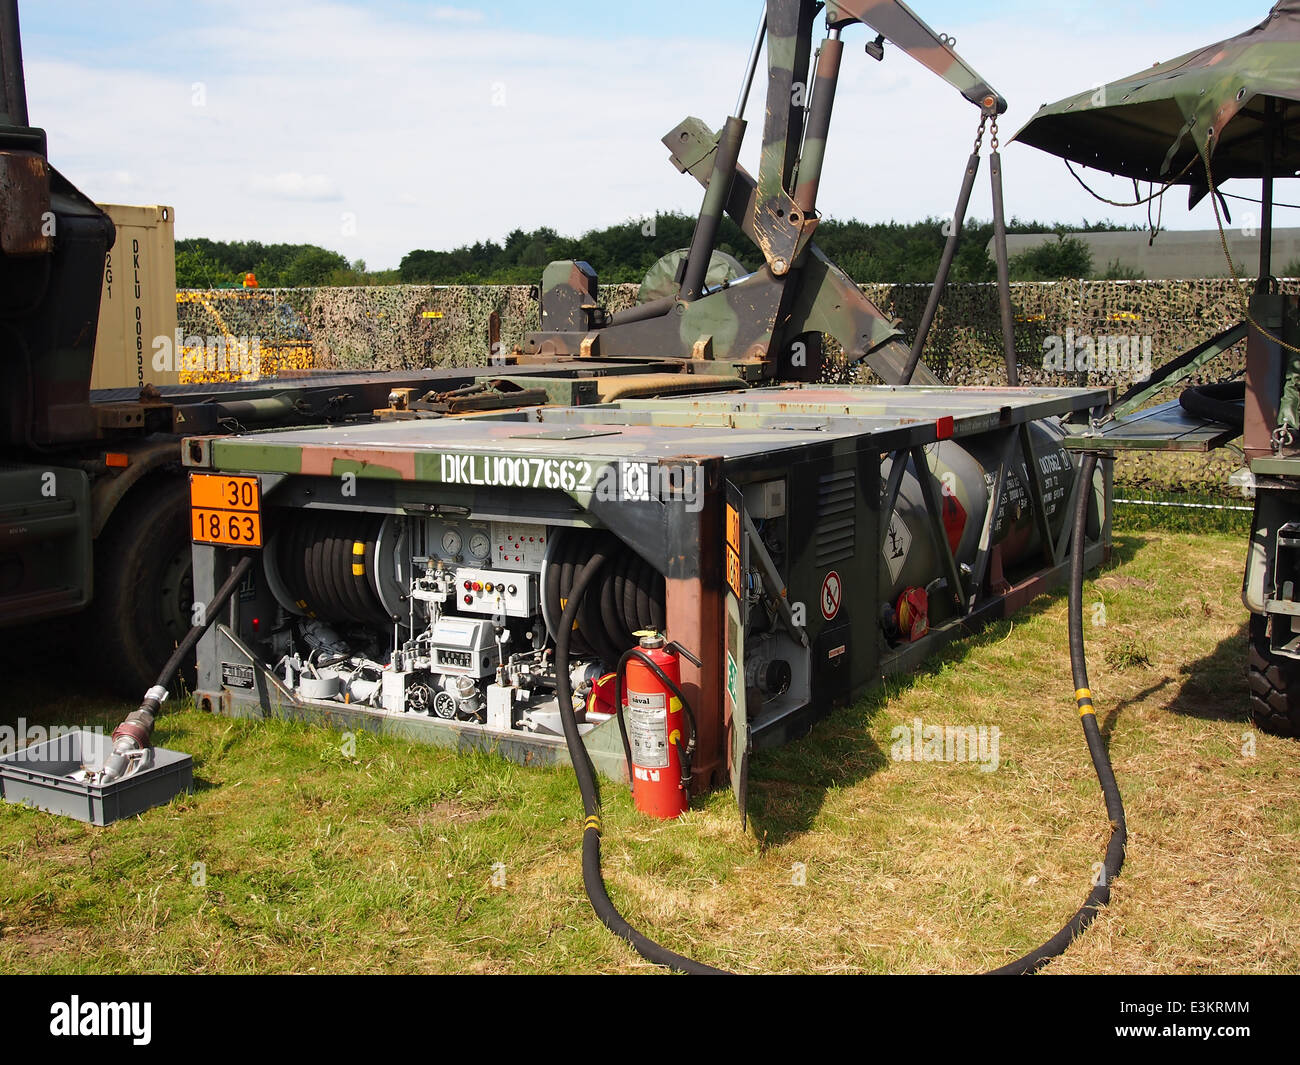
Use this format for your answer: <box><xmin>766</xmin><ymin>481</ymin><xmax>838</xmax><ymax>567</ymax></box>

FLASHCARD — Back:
<box><xmin>454</xmin><ymin>569</ymin><xmax>538</xmax><ymax>619</ymax></box>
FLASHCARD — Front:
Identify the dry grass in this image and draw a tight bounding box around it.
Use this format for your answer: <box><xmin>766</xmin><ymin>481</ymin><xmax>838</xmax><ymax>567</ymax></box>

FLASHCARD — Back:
<box><xmin>0</xmin><ymin>529</ymin><xmax>1296</xmax><ymax>973</ymax></box>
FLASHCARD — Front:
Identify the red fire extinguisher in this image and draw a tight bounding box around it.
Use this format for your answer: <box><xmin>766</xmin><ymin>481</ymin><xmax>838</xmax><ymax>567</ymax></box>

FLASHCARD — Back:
<box><xmin>619</xmin><ymin>632</ymin><xmax>696</xmax><ymax>819</ymax></box>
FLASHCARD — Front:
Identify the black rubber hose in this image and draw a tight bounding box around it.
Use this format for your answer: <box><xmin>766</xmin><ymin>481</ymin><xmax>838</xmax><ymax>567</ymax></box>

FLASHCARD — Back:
<box><xmin>349</xmin><ymin>516</ymin><xmax>386</xmax><ymax>627</ymax></box>
<box><xmin>554</xmin><ymin>550</ymin><xmax>727</xmax><ymax>975</ymax></box>
<box><xmin>327</xmin><ymin>528</ymin><xmax>363</xmax><ymax>623</ymax></box>
<box><xmin>632</xmin><ymin>556</ymin><xmax>654</xmax><ymax>632</ymax></box>
<box><xmin>649</xmin><ymin>572</ymin><xmax>667</xmax><ymax>632</ymax></box>
<box><xmin>336</xmin><ymin>519</ymin><xmax>372</xmax><ymax>624</ymax></box>
<box><xmin>308</xmin><ymin>521</ymin><xmax>342</xmax><ymax>619</ymax></box>
<box><xmin>602</xmin><ymin>552</ymin><xmax>637</xmax><ymax>652</ymax></box>
<box><xmin>1179</xmin><ymin>380</ymin><xmax>1245</xmax><ymax>428</ymax></box>
<box><xmin>548</xmin><ymin>531</ymin><xmax>669</xmax><ymax>667</ymax></box>
<box><xmin>557</xmin><ymin>532</ymin><xmax>594</xmax><ymax>658</ymax></box>
<box><xmin>558</xmin><ymin>462</ymin><xmax>1124</xmax><ymax>973</ymax></box>
<box><xmin>544</xmin><ymin>532</ymin><xmax>566</xmax><ymax>639</ymax></box>
<box><xmin>334</xmin><ymin>519</ymin><xmax>369</xmax><ymax>624</ymax></box>
<box><xmin>621</xmin><ymin>556</ymin><xmax>644</xmax><ymax>635</ymax></box>
<box><xmin>577</xmin><ymin>536</ymin><xmax>625</xmax><ymax>670</ymax></box>
<box><xmin>359</xmin><ymin>528</ymin><xmax>390</xmax><ymax>628</ymax></box>
<box><xmin>987</xmin><ymin>452</ymin><xmax>1127</xmax><ymax>975</ymax></box>
<box><xmin>113</xmin><ymin>555</ymin><xmax>256</xmax><ymax>751</ymax></box>
<box><xmin>283</xmin><ymin>516</ymin><xmax>313</xmax><ymax>616</ymax></box>
<box><xmin>160</xmin><ymin>554</ymin><xmax>256</xmax><ymax>698</ymax></box>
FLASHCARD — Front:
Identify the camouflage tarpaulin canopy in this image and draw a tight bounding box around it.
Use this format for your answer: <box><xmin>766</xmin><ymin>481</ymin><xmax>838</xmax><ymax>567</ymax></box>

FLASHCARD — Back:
<box><xmin>1014</xmin><ymin>0</ymin><xmax>1300</xmax><ymax>189</ymax></box>
<box><xmin>1015</xmin><ymin>1</ymin><xmax>1300</xmax><ymax>441</ymax></box>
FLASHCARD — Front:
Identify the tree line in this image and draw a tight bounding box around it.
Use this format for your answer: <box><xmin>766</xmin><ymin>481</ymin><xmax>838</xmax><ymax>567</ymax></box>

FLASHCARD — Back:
<box><xmin>175</xmin><ymin>213</ymin><xmax>1139</xmax><ymax>290</ymax></box>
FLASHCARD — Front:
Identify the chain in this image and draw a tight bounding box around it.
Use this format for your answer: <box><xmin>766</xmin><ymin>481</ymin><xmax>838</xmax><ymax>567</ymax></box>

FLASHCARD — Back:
<box><xmin>989</xmin><ymin>118</ymin><xmax>1000</xmax><ymax>153</ymax></box>
<box><xmin>972</xmin><ymin>115</ymin><xmax>987</xmax><ymax>154</ymax></box>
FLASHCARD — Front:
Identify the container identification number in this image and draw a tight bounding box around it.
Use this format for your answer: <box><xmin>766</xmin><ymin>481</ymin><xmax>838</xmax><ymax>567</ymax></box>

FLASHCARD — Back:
<box><xmin>440</xmin><ymin>454</ymin><xmax>594</xmax><ymax>492</ymax></box>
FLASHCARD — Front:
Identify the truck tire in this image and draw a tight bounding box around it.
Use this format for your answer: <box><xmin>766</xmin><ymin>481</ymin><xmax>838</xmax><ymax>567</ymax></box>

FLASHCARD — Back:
<box><xmin>93</xmin><ymin>475</ymin><xmax>195</xmax><ymax>700</ymax></box>
<box><xmin>1248</xmin><ymin>614</ymin><xmax>1300</xmax><ymax>738</ymax></box>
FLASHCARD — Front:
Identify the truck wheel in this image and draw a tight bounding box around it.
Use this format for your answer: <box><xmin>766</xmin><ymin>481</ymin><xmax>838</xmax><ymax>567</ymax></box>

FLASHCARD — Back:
<box><xmin>93</xmin><ymin>475</ymin><xmax>195</xmax><ymax>700</ymax></box>
<box><xmin>1247</xmin><ymin>615</ymin><xmax>1300</xmax><ymax>738</ymax></box>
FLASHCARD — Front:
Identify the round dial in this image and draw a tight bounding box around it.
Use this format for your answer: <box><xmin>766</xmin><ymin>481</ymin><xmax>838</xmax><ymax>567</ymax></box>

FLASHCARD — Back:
<box><xmin>440</xmin><ymin>528</ymin><xmax>463</xmax><ymax>557</ymax></box>
<box><xmin>468</xmin><ymin>531</ymin><xmax>490</xmax><ymax>559</ymax></box>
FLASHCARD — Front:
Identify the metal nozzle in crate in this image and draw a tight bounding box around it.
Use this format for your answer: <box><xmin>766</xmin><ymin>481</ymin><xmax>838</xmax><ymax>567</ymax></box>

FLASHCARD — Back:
<box><xmin>0</xmin><ymin>730</ymin><xmax>192</xmax><ymax>826</ymax></box>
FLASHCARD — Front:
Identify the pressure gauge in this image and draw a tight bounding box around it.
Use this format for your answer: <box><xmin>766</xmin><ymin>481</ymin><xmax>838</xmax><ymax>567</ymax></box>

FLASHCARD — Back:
<box><xmin>440</xmin><ymin>528</ymin><xmax>463</xmax><ymax>557</ymax></box>
<box><xmin>468</xmin><ymin>531</ymin><xmax>490</xmax><ymax>560</ymax></box>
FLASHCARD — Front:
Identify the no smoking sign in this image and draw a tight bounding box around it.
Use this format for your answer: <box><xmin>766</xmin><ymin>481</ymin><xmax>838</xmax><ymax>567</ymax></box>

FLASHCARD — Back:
<box><xmin>821</xmin><ymin>570</ymin><xmax>842</xmax><ymax>620</ymax></box>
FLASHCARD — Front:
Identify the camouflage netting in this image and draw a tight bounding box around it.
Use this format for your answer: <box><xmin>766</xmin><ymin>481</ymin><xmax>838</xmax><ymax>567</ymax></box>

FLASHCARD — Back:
<box><xmin>178</xmin><ymin>278</ymin><xmax>1288</xmax><ymax>501</ymax></box>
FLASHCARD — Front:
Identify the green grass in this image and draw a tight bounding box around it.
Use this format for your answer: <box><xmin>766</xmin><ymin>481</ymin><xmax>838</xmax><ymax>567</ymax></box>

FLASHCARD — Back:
<box><xmin>1111</xmin><ymin>489</ymin><xmax>1253</xmax><ymax>535</ymax></box>
<box><xmin>1</xmin><ymin>524</ymin><xmax>1297</xmax><ymax>973</ymax></box>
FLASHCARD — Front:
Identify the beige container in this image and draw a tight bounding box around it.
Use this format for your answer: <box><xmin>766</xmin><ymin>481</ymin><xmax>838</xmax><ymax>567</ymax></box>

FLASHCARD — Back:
<box><xmin>91</xmin><ymin>204</ymin><xmax>179</xmax><ymax>391</ymax></box>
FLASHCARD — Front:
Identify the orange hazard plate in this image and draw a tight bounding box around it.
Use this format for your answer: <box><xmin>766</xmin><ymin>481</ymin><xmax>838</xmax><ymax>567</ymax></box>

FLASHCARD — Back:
<box><xmin>190</xmin><ymin>474</ymin><xmax>263</xmax><ymax>548</ymax></box>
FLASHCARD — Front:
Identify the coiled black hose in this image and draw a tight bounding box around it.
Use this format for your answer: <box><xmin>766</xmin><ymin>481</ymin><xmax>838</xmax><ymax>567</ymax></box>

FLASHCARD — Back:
<box><xmin>987</xmin><ymin>452</ymin><xmax>1127</xmax><ymax>974</ymax></box>
<box><xmin>558</xmin><ymin>461</ymin><xmax>1125</xmax><ymax>974</ymax></box>
<box><xmin>277</xmin><ymin>512</ymin><xmax>388</xmax><ymax>627</ymax></box>
<box><xmin>1179</xmin><ymin>380</ymin><xmax>1245</xmax><ymax>428</ymax></box>
<box><xmin>545</xmin><ymin>529</ymin><xmax>665</xmax><ymax>669</ymax></box>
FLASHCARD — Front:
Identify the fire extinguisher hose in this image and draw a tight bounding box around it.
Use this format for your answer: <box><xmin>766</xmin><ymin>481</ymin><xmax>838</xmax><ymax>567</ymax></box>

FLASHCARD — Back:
<box><xmin>556</xmin><ymin>455</ymin><xmax>1125</xmax><ymax>974</ymax></box>
<box><xmin>553</xmin><ymin>544</ymin><xmax>728</xmax><ymax>974</ymax></box>
<box><xmin>613</xmin><ymin>647</ymin><xmax>697</xmax><ymax>791</ymax></box>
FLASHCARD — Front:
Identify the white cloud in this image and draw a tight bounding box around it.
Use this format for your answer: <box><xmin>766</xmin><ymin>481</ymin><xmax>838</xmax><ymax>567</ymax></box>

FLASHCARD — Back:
<box><xmin>248</xmin><ymin>172</ymin><xmax>341</xmax><ymax>202</ymax></box>
<box><xmin>429</xmin><ymin>6</ymin><xmax>484</xmax><ymax>23</ymax></box>
<box><xmin>22</xmin><ymin>3</ymin><xmax>1255</xmax><ymax>270</ymax></box>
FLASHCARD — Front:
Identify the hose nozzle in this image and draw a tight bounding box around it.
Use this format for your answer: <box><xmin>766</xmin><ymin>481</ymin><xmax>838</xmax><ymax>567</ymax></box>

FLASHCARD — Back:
<box><xmin>96</xmin><ymin>686</ymin><xmax>164</xmax><ymax>784</ymax></box>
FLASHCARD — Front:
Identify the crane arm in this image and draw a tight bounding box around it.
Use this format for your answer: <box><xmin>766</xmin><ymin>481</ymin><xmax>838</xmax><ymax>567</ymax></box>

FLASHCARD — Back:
<box><xmin>826</xmin><ymin>0</ymin><xmax>1006</xmax><ymax>115</ymax></box>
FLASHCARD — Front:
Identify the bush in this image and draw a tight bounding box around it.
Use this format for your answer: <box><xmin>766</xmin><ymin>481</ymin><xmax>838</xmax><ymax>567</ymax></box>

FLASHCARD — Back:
<box><xmin>1009</xmin><ymin>235</ymin><xmax>1094</xmax><ymax>280</ymax></box>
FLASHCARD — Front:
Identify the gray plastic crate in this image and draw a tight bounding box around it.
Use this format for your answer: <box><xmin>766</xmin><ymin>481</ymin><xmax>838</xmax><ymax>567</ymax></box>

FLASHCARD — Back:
<box><xmin>0</xmin><ymin>730</ymin><xmax>192</xmax><ymax>825</ymax></box>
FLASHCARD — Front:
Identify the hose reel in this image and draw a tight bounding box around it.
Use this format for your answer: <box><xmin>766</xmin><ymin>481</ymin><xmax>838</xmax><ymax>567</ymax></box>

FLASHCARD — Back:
<box><xmin>541</xmin><ymin>528</ymin><xmax>666</xmax><ymax>670</ymax></box>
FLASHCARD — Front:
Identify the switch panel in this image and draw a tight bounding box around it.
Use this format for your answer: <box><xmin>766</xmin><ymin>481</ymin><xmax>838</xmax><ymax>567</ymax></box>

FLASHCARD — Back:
<box><xmin>454</xmin><ymin>568</ymin><xmax>538</xmax><ymax>618</ymax></box>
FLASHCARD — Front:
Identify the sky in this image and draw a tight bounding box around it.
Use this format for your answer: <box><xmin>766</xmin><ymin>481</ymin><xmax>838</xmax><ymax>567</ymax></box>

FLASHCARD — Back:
<box><xmin>16</xmin><ymin>0</ymin><xmax>1277</xmax><ymax>270</ymax></box>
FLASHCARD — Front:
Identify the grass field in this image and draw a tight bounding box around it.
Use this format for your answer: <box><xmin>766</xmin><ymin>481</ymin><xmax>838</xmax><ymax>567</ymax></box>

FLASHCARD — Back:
<box><xmin>1</xmin><ymin>526</ymin><xmax>1296</xmax><ymax>974</ymax></box>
